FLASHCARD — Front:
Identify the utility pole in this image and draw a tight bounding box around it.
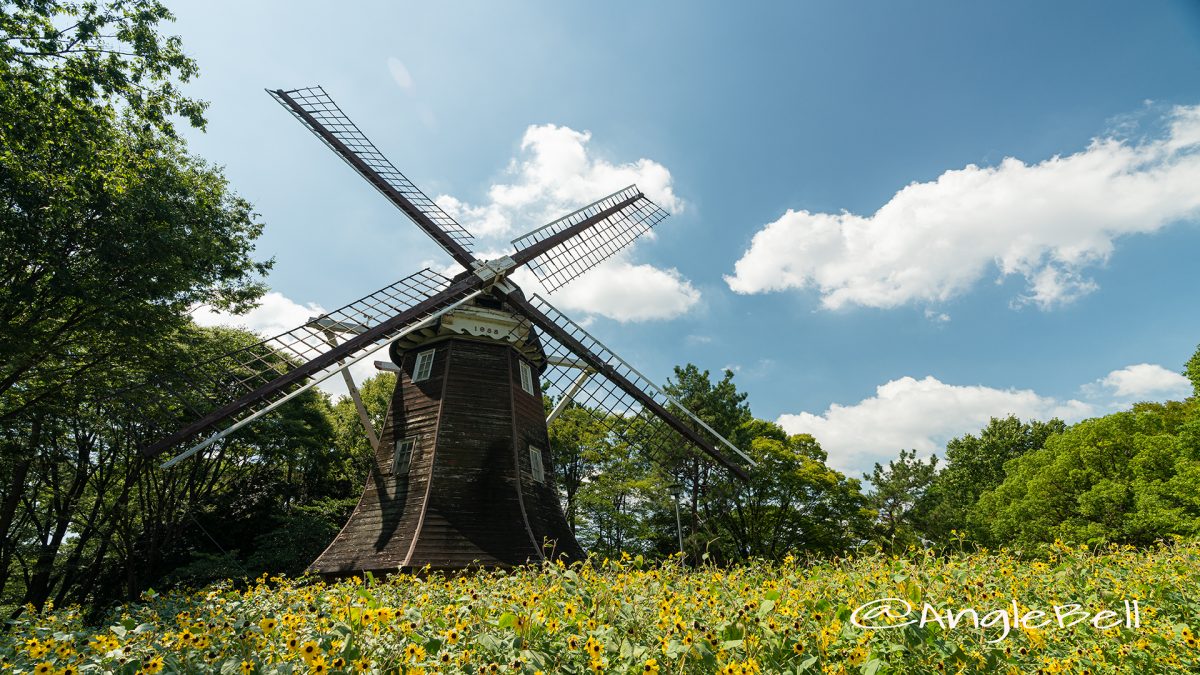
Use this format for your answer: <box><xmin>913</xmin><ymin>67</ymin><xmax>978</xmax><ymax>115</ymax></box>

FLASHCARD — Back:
<box><xmin>669</xmin><ymin>482</ymin><xmax>684</xmax><ymax>556</ymax></box>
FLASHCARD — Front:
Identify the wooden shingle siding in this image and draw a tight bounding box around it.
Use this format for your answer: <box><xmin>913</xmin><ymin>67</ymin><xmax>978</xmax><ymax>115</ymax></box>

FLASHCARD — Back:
<box><xmin>308</xmin><ymin>344</ymin><xmax>448</xmax><ymax>575</ymax></box>
<box><xmin>309</xmin><ymin>326</ymin><xmax>583</xmax><ymax>576</ymax></box>
<box><xmin>512</xmin><ymin>349</ymin><xmax>585</xmax><ymax>561</ymax></box>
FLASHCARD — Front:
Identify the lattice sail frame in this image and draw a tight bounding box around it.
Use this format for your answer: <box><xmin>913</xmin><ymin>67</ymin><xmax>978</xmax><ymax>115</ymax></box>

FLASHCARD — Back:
<box><xmin>137</xmin><ymin>269</ymin><xmax>463</xmax><ymax>457</ymax></box>
<box><xmin>511</xmin><ymin>185</ymin><xmax>668</xmax><ymax>292</ymax></box>
<box><xmin>508</xmin><ymin>295</ymin><xmax>752</xmax><ymax>470</ymax></box>
<box><xmin>269</xmin><ymin>86</ymin><xmax>475</xmax><ymax>258</ymax></box>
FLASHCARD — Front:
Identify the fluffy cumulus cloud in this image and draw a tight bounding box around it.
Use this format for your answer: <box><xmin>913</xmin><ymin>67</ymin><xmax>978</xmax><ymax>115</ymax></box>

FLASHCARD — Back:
<box><xmin>1094</xmin><ymin>363</ymin><xmax>1192</xmax><ymax>400</ymax></box>
<box><xmin>510</xmin><ymin>262</ymin><xmax>699</xmax><ymax>323</ymax></box>
<box><xmin>778</xmin><ymin>376</ymin><xmax>1095</xmax><ymax>474</ymax></box>
<box><xmin>438</xmin><ymin>124</ymin><xmax>683</xmax><ymax>238</ymax></box>
<box><xmin>435</xmin><ymin>123</ymin><xmax>696</xmax><ymax>322</ymax></box>
<box><xmin>727</xmin><ymin>104</ymin><xmax>1200</xmax><ymax>310</ymax></box>
<box><xmin>192</xmin><ymin>292</ymin><xmax>325</xmax><ymax>337</ymax></box>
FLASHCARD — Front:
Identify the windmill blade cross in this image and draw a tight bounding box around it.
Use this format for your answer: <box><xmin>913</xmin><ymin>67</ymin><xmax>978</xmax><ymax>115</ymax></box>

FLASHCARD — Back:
<box><xmin>270</xmin><ymin>86</ymin><xmax>477</xmax><ymax>268</ymax></box>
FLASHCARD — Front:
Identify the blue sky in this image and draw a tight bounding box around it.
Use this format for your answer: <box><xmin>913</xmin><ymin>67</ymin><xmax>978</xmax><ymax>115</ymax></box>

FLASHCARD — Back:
<box><xmin>178</xmin><ymin>1</ymin><xmax>1200</xmax><ymax>474</ymax></box>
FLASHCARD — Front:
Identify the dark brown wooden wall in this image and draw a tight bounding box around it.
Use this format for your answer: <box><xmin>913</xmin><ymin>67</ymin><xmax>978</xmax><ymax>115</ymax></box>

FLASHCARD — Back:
<box><xmin>308</xmin><ymin>343</ymin><xmax>450</xmax><ymax>574</ymax></box>
<box><xmin>309</xmin><ymin>333</ymin><xmax>584</xmax><ymax>575</ymax></box>
<box><xmin>406</xmin><ymin>339</ymin><xmax>540</xmax><ymax>567</ymax></box>
<box><xmin>510</xmin><ymin>348</ymin><xmax>585</xmax><ymax>560</ymax></box>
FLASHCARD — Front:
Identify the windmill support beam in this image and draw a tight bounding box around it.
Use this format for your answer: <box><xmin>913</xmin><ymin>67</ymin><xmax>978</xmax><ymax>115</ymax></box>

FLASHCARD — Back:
<box><xmin>322</xmin><ymin>328</ymin><xmax>379</xmax><ymax>452</ymax></box>
<box><xmin>545</xmin><ymin>368</ymin><xmax>594</xmax><ymax>425</ymax></box>
<box><xmin>545</xmin><ymin>356</ymin><xmax>589</xmax><ymax>369</ymax></box>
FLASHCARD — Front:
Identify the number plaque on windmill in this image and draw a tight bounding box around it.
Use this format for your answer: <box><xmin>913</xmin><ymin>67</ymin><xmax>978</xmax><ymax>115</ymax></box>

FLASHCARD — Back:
<box><xmin>136</xmin><ymin>86</ymin><xmax>754</xmax><ymax>575</ymax></box>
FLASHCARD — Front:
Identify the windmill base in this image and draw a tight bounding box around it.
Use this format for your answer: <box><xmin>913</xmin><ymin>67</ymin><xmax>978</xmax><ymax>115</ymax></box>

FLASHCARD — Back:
<box><xmin>307</xmin><ymin>327</ymin><xmax>584</xmax><ymax>576</ymax></box>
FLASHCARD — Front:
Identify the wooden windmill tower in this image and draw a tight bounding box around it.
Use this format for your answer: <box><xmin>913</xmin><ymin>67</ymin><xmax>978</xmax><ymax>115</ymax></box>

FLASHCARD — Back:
<box><xmin>139</xmin><ymin>86</ymin><xmax>755</xmax><ymax>574</ymax></box>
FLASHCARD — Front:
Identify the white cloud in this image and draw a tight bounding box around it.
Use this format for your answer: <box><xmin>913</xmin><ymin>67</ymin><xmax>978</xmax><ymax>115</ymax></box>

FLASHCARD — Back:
<box><xmin>1095</xmin><ymin>363</ymin><xmax>1192</xmax><ymax>400</ymax></box>
<box><xmin>387</xmin><ymin>57</ymin><xmax>414</xmax><ymax>89</ymax></box>
<box><xmin>511</xmin><ymin>260</ymin><xmax>699</xmax><ymax>323</ymax></box>
<box><xmin>437</xmin><ymin>123</ymin><xmax>684</xmax><ymax>238</ymax></box>
<box><xmin>727</xmin><ymin>104</ymin><xmax>1200</xmax><ymax>310</ymax></box>
<box><xmin>433</xmin><ymin>122</ymin><xmax>697</xmax><ymax>323</ymax></box>
<box><xmin>192</xmin><ymin>292</ymin><xmax>325</xmax><ymax>337</ymax></box>
<box><xmin>778</xmin><ymin>376</ymin><xmax>1094</xmax><ymax>474</ymax></box>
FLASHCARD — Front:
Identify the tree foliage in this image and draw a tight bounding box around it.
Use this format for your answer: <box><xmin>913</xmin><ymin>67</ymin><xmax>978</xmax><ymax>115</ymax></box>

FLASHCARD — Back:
<box><xmin>1186</xmin><ymin>342</ymin><xmax>1200</xmax><ymax>398</ymax></box>
<box><xmin>863</xmin><ymin>449</ymin><xmax>938</xmax><ymax>550</ymax></box>
<box><xmin>0</xmin><ymin>0</ymin><xmax>270</xmax><ymax>421</ymax></box>
<box><xmin>923</xmin><ymin>416</ymin><xmax>1066</xmax><ymax>545</ymax></box>
<box><xmin>704</xmin><ymin>421</ymin><xmax>872</xmax><ymax>560</ymax></box>
<box><xmin>0</xmin><ymin>0</ymin><xmax>277</xmax><ymax>615</ymax></box>
<box><xmin>976</xmin><ymin>399</ymin><xmax>1200</xmax><ymax>548</ymax></box>
<box><xmin>547</xmin><ymin>366</ymin><xmax>872</xmax><ymax>562</ymax></box>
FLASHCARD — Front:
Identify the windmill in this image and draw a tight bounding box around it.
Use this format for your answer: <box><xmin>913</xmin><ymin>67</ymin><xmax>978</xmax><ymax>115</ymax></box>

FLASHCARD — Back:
<box><xmin>138</xmin><ymin>86</ymin><xmax>755</xmax><ymax>574</ymax></box>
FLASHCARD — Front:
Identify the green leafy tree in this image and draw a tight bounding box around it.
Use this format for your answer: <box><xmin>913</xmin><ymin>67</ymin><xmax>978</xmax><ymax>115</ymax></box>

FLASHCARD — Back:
<box><xmin>659</xmin><ymin>366</ymin><xmax>751</xmax><ymax>554</ymax></box>
<box><xmin>0</xmin><ymin>0</ymin><xmax>269</xmax><ymax>422</ymax></box>
<box><xmin>0</xmin><ymin>325</ymin><xmax>345</xmax><ymax>614</ymax></box>
<box><xmin>976</xmin><ymin>399</ymin><xmax>1200</xmax><ymax>549</ymax></box>
<box><xmin>702</xmin><ymin>420</ymin><xmax>873</xmax><ymax>560</ymax></box>
<box><xmin>864</xmin><ymin>449</ymin><xmax>938</xmax><ymax>551</ymax></box>
<box><xmin>328</xmin><ymin>372</ymin><xmax>396</xmax><ymax>491</ymax></box>
<box><xmin>923</xmin><ymin>416</ymin><xmax>1066</xmax><ymax>544</ymax></box>
<box><xmin>573</xmin><ymin>428</ymin><xmax>659</xmax><ymax>558</ymax></box>
<box><xmin>0</xmin><ymin>0</ymin><xmax>275</xmax><ymax>611</ymax></box>
<box><xmin>1186</xmin><ymin>342</ymin><xmax>1200</xmax><ymax>398</ymax></box>
<box><xmin>548</xmin><ymin>403</ymin><xmax>613</xmax><ymax>534</ymax></box>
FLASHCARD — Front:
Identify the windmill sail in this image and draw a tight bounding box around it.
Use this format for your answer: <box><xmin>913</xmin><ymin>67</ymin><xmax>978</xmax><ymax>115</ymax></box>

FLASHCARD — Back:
<box><xmin>133</xmin><ymin>84</ymin><xmax>757</xmax><ymax>573</ymax></box>
<box><xmin>270</xmin><ymin>86</ymin><xmax>477</xmax><ymax>267</ymax></box>
<box><xmin>504</xmin><ymin>293</ymin><xmax>753</xmax><ymax>479</ymax></box>
<box><xmin>509</xmin><ymin>185</ymin><xmax>668</xmax><ymax>292</ymax></box>
<box><xmin>139</xmin><ymin>269</ymin><xmax>480</xmax><ymax>458</ymax></box>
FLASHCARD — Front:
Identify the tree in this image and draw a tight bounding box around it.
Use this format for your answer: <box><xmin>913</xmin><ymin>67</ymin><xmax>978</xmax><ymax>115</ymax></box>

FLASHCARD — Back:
<box><xmin>658</xmin><ymin>365</ymin><xmax>751</xmax><ymax>557</ymax></box>
<box><xmin>0</xmin><ymin>1</ymin><xmax>274</xmax><ymax>612</ymax></box>
<box><xmin>1186</xmin><ymin>341</ymin><xmax>1200</xmax><ymax>398</ymax></box>
<box><xmin>976</xmin><ymin>399</ymin><xmax>1200</xmax><ymax>549</ymax></box>
<box><xmin>0</xmin><ymin>325</ymin><xmax>346</xmax><ymax>614</ymax></box>
<box><xmin>548</xmin><ymin>403</ymin><xmax>612</xmax><ymax>534</ymax></box>
<box><xmin>923</xmin><ymin>416</ymin><xmax>1066</xmax><ymax>545</ymax></box>
<box><xmin>328</xmin><ymin>372</ymin><xmax>396</xmax><ymax>492</ymax></box>
<box><xmin>0</xmin><ymin>0</ymin><xmax>270</xmax><ymax>422</ymax></box>
<box><xmin>864</xmin><ymin>449</ymin><xmax>938</xmax><ymax>550</ymax></box>
<box><xmin>702</xmin><ymin>419</ymin><xmax>872</xmax><ymax>560</ymax></box>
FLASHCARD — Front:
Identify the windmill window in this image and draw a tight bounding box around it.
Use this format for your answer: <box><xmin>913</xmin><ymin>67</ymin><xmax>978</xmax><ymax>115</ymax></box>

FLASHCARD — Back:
<box><xmin>393</xmin><ymin>437</ymin><xmax>416</xmax><ymax>475</ymax></box>
<box><xmin>519</xmin><ymin>360</ymin><xmax>534</xmax><ymax>395</ymax></box>
<box><xmin>413</xmin><ymin>349</ymin><xmax>435</xmax><ymax>382</ymax></box>
<box><xmin>529</xmin><ymin>446</ymin><xmax>545</xmax><ymax>483</ymax></box>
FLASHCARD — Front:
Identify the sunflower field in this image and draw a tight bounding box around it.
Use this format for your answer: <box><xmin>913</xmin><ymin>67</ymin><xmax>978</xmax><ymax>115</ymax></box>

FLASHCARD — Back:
<box><xmin>2</xmin><ymin>539</ymin><xmax>1198</xmax><ymax>675</ymax></box>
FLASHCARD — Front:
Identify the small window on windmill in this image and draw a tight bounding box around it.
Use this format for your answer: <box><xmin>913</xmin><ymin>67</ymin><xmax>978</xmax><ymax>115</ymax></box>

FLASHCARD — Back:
<box><xmin>392</xmin><ymin>437</ymin><xmax>416</xmax><ymax>475</ymax></box>
<box><xmin>529</xmin><ymin>446</ymin><xmax>545</xmax><ymax>483</ymax></box>
<box><xmin>412</xmin><ymin>349</ymin><xmax>435</xmax><ymax>382</ymax></box>
<box><xmin>519</xmin><ymin>360</ymin><xmax>534</xmax><ymax>395</ymax></box>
